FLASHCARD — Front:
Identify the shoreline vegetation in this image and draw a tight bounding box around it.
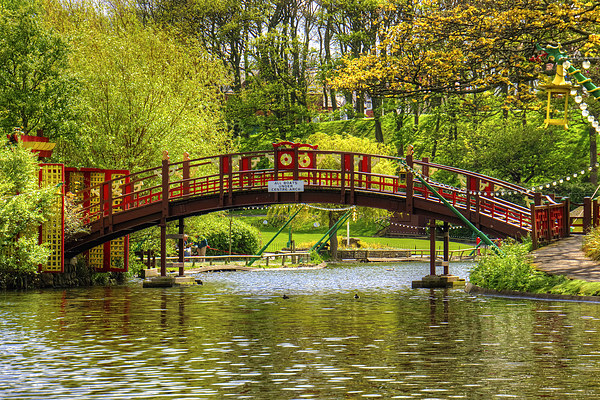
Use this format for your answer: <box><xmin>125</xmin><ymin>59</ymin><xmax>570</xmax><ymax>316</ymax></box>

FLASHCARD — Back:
<box><xmin>468</xmin><ymin>231</ymin><xmax>600</xmax><ymax>298</ymax></box>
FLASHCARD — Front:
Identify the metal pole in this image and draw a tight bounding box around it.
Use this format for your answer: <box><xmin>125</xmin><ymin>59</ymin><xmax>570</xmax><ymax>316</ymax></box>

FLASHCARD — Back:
<box><xmin>311</xmin><ymin>209</ymin><xmax>353</xmax><ymax>252</ymax></box>
<box><xmin>248</xmin><ymin>206</ymin><xmax>304</xmax><ymax>266</ymax></box>
<box><xmin>398</xmin><ymin>158</ymin><xmax>503</xmax><ymax>255</ymax></box>
<box><xmin>346</xmin><ymin>218</ymin><xmax>350</xmax><ymax>246</ymax></box>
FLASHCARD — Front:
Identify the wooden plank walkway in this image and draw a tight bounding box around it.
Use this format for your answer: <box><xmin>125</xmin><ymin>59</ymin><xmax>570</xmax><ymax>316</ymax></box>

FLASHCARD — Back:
<box><xmin>531</xmin><ymin>235</ymin><xmax>600</xmax><ymax>282</ymax></box>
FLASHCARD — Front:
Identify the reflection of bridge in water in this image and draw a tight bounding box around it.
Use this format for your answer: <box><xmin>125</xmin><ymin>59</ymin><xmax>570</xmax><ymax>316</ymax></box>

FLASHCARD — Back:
<box><xmin>65</xmin><ymin>143</ymin><xmax>572</xmax><ymax>277</ymax></box>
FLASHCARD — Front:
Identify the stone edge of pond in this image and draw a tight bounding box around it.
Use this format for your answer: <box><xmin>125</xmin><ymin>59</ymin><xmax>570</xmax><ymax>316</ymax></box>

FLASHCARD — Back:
<box><xmin>465</xmin><ymin>282</ymin><xmax>600</xmax><ymax>303</ymax></box>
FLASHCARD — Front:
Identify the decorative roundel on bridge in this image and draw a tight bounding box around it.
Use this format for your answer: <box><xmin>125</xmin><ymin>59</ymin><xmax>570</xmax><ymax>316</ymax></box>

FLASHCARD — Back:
<box><xmin>280</xmin><ymin>152</ymin><xmax>293</xmax><ymax>167</ymax></box>
<box><xmin>298</xmin><ymin>153</ymin><xmax>312</xmax><ymax>168</ymax></box>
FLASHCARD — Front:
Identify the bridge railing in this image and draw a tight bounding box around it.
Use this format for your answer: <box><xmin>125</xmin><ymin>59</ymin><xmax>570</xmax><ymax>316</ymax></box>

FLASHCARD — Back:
<box><xmin>74</xmin><ymin>149</ymin><xmax>545</xmax><ymax>237</ymax></box>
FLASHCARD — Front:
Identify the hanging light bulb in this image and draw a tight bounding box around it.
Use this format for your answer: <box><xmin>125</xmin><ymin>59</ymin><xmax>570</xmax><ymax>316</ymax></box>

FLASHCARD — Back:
<box><xmin>564</xmin><ymin>60</ymin><xmax>572</xmax><ymax>69</ymax></box>
<box><xmin>575</xmin><ymin>95</ymin><xmax>583</xmax><ymax>103</ymax></box>
<box><xmin>583</xmin><ymin>60</ymin><xmax>591</xmax><ymax>69</ymax></box>
<box><xmin>581</xmin><ymin>170</ymin><xmax>586</xmax><ymax>174</ymax></box>
<box><xmin>583</xmin><ymin>110</ymin><xmax>590</xmax><ymax>117</ymax></box>
<box><xmin>588</xmin><ymin>115</ymin><xmax>595</xmax><ymax>123</ymax></box>
<box><xmin>571</xmin><ymin>89</ymin><xmax>578</xmax><ymax>96</ymax></box>
<box><xmin>593</xmin><ymin>121</ymin><xmax>599</xmax><ymax>128</ymax></box>
<box><xmin>580</xmin><ymin>103</ymin><xmax>588</xmax><ymax>110</ymax></box>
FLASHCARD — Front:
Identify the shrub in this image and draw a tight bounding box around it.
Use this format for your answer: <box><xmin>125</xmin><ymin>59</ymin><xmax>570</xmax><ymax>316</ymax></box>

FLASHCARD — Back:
<box><xmin>583</xmin><ymin>226</ymin><xmax>600</xmax><ymax>261</ymax></box>
<box><xmin>469</xmin><ymin>240</ymin><xmax>568</xmax><ymax>293</ymax></box>
<box><xmin>0</xmin><ymin>143</ymin><xmax>58</xmax><ymax>274</ymax></box>
<box><xmin>190</xmin><ymin>214</ymin><xmax>261</xmax><ymax>256</ymax></box>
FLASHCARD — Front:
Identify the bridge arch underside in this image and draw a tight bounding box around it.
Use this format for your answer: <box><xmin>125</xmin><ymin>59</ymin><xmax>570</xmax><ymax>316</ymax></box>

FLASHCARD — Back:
<box><xmin>65</xmin><ymin>188</ymin><xmax>529</xmax><ymax>258</ymax></box>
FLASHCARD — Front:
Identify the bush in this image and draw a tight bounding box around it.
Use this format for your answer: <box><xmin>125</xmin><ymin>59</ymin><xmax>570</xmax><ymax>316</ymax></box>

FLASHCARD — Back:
<box><xmin>0</xmin><ymin>143</ymin><xmax>58</xmax><ymax>274</ymax></box>
<box><xmin>583</xmin><ymin>226</ymin><xmax>600</xmax><ymax>261</ymax></box>
<box><xmin>190</xmin><ymin>214</ymin><xmax>261</xmax><ymax>256</ymax></box>
<box><xmin>469</xmin><ymin>240</ymin><xmax>568</xmax><ymax>293</ymax></box>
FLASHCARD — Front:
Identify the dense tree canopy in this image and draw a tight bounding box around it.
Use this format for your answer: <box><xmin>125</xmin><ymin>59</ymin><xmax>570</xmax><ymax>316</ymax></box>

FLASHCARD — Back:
<box><xmin>0</xmin><ymin>0</ymin><xmax>80</xmax><ymax>139</ymax></box>
<box><xmin>332</xmin><ymin>0</ymin><xmax>600</xmax><ymax>99</ymax></box>
<box><xmin>45</xmin><ymin>0</ymin><xmax>231</xmax><ymax>171</ymax></box>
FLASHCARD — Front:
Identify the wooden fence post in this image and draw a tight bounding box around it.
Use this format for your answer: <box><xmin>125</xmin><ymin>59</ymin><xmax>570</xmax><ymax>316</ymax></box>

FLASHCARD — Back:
<box><xmin>584</xmin><ymin>197</ymin><xmax>592</xmax><ymax>233</ymax></box>
<box><xmin>530</xmin><ymin>203</ymin><xmax>538</xmax><ymax>250</ymax></box>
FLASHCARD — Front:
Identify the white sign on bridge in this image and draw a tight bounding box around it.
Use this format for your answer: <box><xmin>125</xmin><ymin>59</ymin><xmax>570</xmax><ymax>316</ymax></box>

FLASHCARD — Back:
<box><xmin>268</xmin><ymin>180</ymin><xmax>305</xmax><ymax>192</ymax></box>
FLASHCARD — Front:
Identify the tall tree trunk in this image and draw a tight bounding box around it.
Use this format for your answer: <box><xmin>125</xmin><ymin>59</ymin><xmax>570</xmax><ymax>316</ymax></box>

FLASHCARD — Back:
<box><xmin>372</xmin><ymin>95</ymin><xmax>383</xmax><ymax>143</ymax></box>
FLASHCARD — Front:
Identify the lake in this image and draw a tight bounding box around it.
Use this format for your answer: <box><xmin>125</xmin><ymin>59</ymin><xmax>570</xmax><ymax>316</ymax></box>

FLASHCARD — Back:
<box><xmin>2</xmin><ymin>262</ymin><xmax>600</xmax><ymax>399</ymax></box>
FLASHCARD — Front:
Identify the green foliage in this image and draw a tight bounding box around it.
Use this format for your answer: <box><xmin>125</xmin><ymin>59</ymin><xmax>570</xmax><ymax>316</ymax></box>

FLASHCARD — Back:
<box><xmin>47</xmin><ymin>2</ymin><xmax>230</xmax><ymax>171</ymax></box>
<box><xmin>470</xmin><ymin>240</ymin><xmax>568</xmax><ymax>293</ymax></box>
<box><xmin>310</xmin><ymin>250</ymin><xmax>323</xmax><ymax>264</ymax></box>
<box><xmin>471</xmin><ymin>233</ymin><xmax>600</xmax><ymax>296</ymax></box>
<box><xmin>127</xmin><ymin>255</ymin><xmax>146</xmax><ymax>278</ymax></box>
<box><xmin>187</xmin><ymin>214</ymin><xmax>261</xmax><ymax>256</ymax></box>
<box><xmin>583</xmin><ymin>226</ymin><xmax>600</xmax><ymax>262</ymax></box>
<box><xmin>0</xmin><ymin>0</ymin><xmax>80</xmax><ymax>140</ymax></box>
<box><xmin>0</xmin><ymin>143</ymin><xmax>58</xmax><ymax>273</ymax></box>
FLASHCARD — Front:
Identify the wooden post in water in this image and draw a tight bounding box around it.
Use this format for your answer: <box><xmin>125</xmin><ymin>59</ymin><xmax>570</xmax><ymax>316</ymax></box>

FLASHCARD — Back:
<box><xmin>160</xmin><ymin>151</ymin><xmax>170</xmax><ymax>277</ymax></box>
<box><xmin>178</xmin><ymin>217</ymin><xmax>185</xmax><ymax>276</ymax></box>
<box><xmin>443</xmin><ymin>222</ymin><xmax>450</xmax><ymax>275</ymax></box>
<box><xmin>429</xmin><ymin>219</ymin><xmax>436</xmax><ymax>276</ymax></box>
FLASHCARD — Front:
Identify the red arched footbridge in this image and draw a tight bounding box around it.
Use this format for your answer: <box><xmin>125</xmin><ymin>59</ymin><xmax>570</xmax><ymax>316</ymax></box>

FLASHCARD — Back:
<box><xmin>65</xmin><ymin>143</ymin><xmax>570</xmax><ymax>260</ymax></box>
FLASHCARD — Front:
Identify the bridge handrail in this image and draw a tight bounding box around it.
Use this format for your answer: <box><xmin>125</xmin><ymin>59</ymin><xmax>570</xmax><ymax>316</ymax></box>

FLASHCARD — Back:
<box><xmin>72</xmin><ymin>149</ymin><xmax>538</xmax><ymax>234</ymax></box>
<box><xmin>411</xmin><ymin>159</ymin><xmax>548</xmax><ymax>200</ymax></box>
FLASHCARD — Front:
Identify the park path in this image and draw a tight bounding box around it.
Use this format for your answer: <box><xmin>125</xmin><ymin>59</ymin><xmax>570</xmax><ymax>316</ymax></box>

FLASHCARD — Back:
<box><xmin>531</xmin><ymin>235</ymin><xmax>600</xmax><ymax>282</ymax></box>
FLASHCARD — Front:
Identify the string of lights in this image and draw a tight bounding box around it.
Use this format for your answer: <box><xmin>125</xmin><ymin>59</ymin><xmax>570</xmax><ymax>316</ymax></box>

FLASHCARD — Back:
<box><xmin>388</xmin><ymin>221</ymin><xmax>464</xmax><ymax>231</ymax></box>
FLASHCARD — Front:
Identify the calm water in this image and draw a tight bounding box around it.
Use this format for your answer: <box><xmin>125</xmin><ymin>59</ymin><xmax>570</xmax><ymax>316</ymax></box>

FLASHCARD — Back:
<box><xmin>2</xmin><ymin>262</ymin><xmax>600</xmax><ymax>399</ymax></box>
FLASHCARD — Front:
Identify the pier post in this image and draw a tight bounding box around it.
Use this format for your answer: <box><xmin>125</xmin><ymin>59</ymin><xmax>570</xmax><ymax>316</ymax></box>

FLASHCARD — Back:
<box><xmin>443</xmin><ymin>222</ymin><xmax>450</xmax><ymax>275</ymax></box>
<box><xmin>429</xmin><ymin>219</ymin><xmax>436</xmax><ymax>276</ymax></box>
<box><xmin>178</xmin><ymin>217</ymin><xmax>185</xmax><ymax>276</ymax></box>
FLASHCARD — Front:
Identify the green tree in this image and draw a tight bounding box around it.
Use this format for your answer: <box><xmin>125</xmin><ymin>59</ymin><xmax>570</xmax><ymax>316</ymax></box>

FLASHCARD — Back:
<box><xmin>46</xmin><ymin>1</ymin><xmax>231</xmax><ymax>171</ymax></box>
<box><xmin>0</xmin><ymin>0</ymin><xmax>80</xmax><ymax>140</ymax></box>
<box><xmin>0</xmin><ymin>142</ymin><xmax>58</xmax><ymax>276</ymax></box>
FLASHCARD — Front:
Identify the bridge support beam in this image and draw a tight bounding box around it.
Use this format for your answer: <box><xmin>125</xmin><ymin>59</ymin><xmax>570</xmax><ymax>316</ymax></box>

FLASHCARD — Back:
<box><xmin>178</xmin><ymin>217</ymin><xmax>185</xmax><ymax>276</ymax></box>
<box><xmin>160</xmin><ymin>219</ymin><xmax>167</xmax><ymax>277</ymax></box>
<box><xmin>443</xmin><ymin>222</ymin><xmax>450</xmax><ymax>276</ymax></box>
<box><xmin>429</xmin><ymin>219</ymin><xmax>436</xmax><ymax>276</ymax></box>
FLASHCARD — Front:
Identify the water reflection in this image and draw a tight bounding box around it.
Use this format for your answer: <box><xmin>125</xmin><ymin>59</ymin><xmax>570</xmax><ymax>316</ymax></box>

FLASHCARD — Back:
<box><xmin>2</xmin><ymin>262</ymin><xmax>600</xmax><ymax>398</ymax></box>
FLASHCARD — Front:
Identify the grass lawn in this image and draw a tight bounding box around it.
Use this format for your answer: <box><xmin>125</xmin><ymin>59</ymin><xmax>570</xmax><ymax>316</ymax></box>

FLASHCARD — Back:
<box><xmin>258</xmin><ymin>229</ymin><xmax>474</xmax><ymax>252</ymax></box>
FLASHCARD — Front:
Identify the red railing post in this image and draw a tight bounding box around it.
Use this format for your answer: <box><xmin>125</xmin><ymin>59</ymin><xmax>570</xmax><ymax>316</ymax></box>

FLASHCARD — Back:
<box><xmin>584</xmin><ymin>197</ymin><xmax>592</xmax><ymax>233</ymax></box>
<box><xmin>219</xmin><ymin>154</ymin><xmax>230</xmax><ymax>207</ymax></box>
<box><xmin>99</xmin><ymin>181</ymin><xmax>105</xmax><ymax>234</ymax></box>
<box><xmin>421</xmin><ymin>157</ymin><xmax>430</xmax><ymax>199</ymax></box>
<box><xmin>341</xmin><ymin>152</ymin><xmax>347</xmax><ymax>201</ymax></box>
<box><xmin>406</xmin><ymin>154</ymin><xmax>413</xmax><ymax>214</ymax></box>
<box><xmin>563</xmin><ymin>198</ymin><xmax>571</xmax><ymax>237</ymax></box>
<box><xmin>183</xmin><ymin>152</ymin><xmax>190</xmax><ymax>196</ymax></box>
<box><xmin>530</xmin><ymin>203</ymin><xmax>538</xmax><ymax>250</ymax></box>
<box><xmin>545</xmin><ymin>203</ymin><xmax>551</xmax><ymax>242</ymax></box>
<box><xmin>108</xmin><ymin>179</ymin><xmax>113</xmax><ymax>233</ymax></box>
<box><xmin>349</xmin><ymin>153</ymin><xmax>355</xmax><ymax>204</ymax></box>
